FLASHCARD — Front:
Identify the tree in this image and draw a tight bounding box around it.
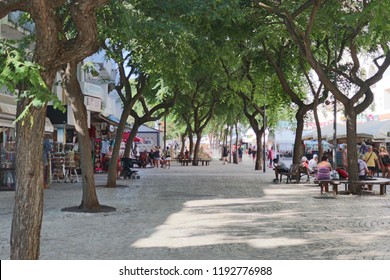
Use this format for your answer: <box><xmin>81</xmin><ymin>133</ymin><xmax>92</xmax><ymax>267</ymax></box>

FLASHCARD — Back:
<box><xmin>60</xmin><ymin>61</ymin><xmax>114</xmax><ymax>212</ymax></box>
<box><xmin>0</xmin><ymin>0</ymin><xmax>109</xmax><ymax>259</ymax></box>
<box><xmin>257</xmin><ymin>0</ymin><xmax>390</xmax><ymax>191</ymax></box>
<box><xmin>124</xmin><ymin>78</ymin><xmax>179</xmax><ymax>159</ymax></box>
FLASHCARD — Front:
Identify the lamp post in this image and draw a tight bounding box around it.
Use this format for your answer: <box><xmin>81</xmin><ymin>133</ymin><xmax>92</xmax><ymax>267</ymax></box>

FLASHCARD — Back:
<box><xmin>263</xmin><ymin>79</ymin><xmax>267</xmax><ymax>173</ymax></box>
<box><xmin>163</xmin><ymin>114</ymin><xmax>167</xmax><ymax>157</ymax></box>
<box><xmin>157</xmin><ymin>122</ymin><xmax>161</xmax><ymax>147</ymax></box>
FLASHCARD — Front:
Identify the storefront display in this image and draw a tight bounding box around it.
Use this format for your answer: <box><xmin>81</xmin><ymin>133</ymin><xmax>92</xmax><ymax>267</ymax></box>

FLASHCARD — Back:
<box><xmin>0</xmin><ymin>139</ymin><xmax>15</xmax><ymax>190</ymax></box>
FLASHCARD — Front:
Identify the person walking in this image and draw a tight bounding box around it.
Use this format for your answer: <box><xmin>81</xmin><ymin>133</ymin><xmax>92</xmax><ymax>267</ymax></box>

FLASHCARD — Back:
<box><xmin>378</xmin><ymin>146</ymin><xmax>390</xmax><ymax>177</ymax></box>
<box><xmin>268</xmin><ymin>147</ymin><xmax>274</xmax><ymax>168</ymax></box>
<box><xmin>252</xmin><ymin>146</ymin><xmax>257</xmax><ymax>162</ymax></box>
<box><xmin>238</xmin><ymin>146</ymin><xmax>243</xmax><ymax>163</ymax></box>
<box><xmin>363</xmin><ymin>145</ymin><xmax>378</xmax><ymax>177</ymax></box>
<box><xmin>222</xmin><ymin>145</ymin><xmax>228</xmax><ymax>164</ymax></box>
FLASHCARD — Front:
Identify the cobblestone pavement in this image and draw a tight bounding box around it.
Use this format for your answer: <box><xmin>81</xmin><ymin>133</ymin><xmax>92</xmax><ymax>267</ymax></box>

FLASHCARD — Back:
<box><xmin>1</xmin><ymin>156</ymin><xmax>390</xmax><ymax>260</ymax></box>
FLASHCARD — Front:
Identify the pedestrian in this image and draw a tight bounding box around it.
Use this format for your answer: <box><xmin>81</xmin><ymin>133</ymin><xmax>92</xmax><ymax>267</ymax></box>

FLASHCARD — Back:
<box><xmin>43</xmin><ymin>137</ymin><xmax>52</xmax><ymax>189</ymax></box>
<box><xmin>363</xmin><ymin>145</ymin><xmax>378</xmax><ymax>177</ymax></box>
<box><xmin>308</xmin><ymin>154</ymin><xmax>318</xmax><ymax>174</ymax></box>
<box><xmin>164</xmin><ymin>146</ymin><xmax>171</xmax><ymax>169</ymax></box>
<box><xmin>153</xmin><ymin>146</ymin><xmax>161</xmax><ymax>168</ymax></box>
<box><xmin>342</xmin><ymin>144</ymin><xmax>348</xmax><ymax>169</ymax></box>
<box><xmin>268</xmin><ymin>147</ymin><xmax>274</xmax><ymax>167</ymax></box>
<box><xmin>252</xmin><ymin>146</ymin><xmax>256</xmax><ymax>162</ymax></box>
<box><xmin>222</xmin><ymin>145</ymin><xmax>228</xmax><ymax>164</ymax></box>
<box><xmin>378</xmin><ymin>146</ymin><xmax>390</xmax><ymax>178</ymax></box>
<box><xmin>238</xmin><ymin>146</ymin><xmax>243</xmax><ymax>163</ymax></box>
<box><xmin>358</xmin><ymin>154</ymin><xmax>370</xmax><ymax>180</ymax></box>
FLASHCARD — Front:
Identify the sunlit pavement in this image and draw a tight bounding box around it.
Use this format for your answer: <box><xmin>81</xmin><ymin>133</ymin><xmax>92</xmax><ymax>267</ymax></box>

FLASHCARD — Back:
<box><xmin>1</xmin><ymin>155</ymin><xmax>390</xmax><ymax>260</ymax></box>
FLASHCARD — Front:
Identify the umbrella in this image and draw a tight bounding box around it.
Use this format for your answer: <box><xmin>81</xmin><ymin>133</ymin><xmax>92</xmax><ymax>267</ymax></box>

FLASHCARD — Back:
<box><xmin>122</xmin><ymin>132</ymin><xmax>144</xmax><ymax>143</ymax></box>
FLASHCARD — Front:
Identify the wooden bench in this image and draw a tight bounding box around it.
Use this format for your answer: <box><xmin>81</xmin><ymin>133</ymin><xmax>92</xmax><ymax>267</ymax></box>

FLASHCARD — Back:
<box><xmin>279</xmin><ymin>164</ymin><xmax>310</xmax><ymax>183</ymax></box>
<box><xmin>196</xmin><ymin>159</ymin><xmax>211</xmax><ymax>166</ymax></box>
<box><xmin>314</xmin><ymin>178</ymin><xmax>389</xmax><ymax>195</ymax></box>
<box><xmin>180</xmin><ymin>158</ymin><xmax>211</xmax><ymax>166</ymax></box>
<box><xmin>180</xmin><ymin>159</ymin><xmax>191</xmax><ymax>166</ymax></box>
<box><xmin>314</xmin><ymin>179</ymin><xmax>345</xmax><ymax>195</ymax></box>
<box><xmin>350</xmin><ymin>178</ymin><xmax>390</xmax><ymax>195</ymax></box>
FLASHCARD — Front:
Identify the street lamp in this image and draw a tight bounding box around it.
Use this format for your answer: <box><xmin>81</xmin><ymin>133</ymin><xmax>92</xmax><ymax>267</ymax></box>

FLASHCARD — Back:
<box><xmin>163</xmin><ymin>114</ymin><xmax>167</xmax><ymax>156</ymax></box>
<box><xmin>263</xmin><ymin>79</ymin><xmax>267</xmax><ymax>173</ymax></box>
<box><xmin>157</xmin><ymin>122</ymin><xmax>161</xmax><ymax>147</ymax></box>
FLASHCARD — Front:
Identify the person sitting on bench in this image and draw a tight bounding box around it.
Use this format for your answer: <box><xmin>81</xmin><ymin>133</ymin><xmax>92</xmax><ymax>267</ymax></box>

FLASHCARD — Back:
<box><xmin>273</xmin><ymin>158</ymin><xmax>289</xmax><ymax>182</ymax></box>
<box><xmin>316</xmin><ymin>155</ymin><xmax>332</xmax><ymax>190</ymax></box>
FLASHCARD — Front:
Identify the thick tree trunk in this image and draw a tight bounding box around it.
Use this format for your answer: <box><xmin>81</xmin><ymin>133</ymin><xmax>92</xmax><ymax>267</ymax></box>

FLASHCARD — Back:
<box><xmin>62</xmin><ymin>62</ymin><xmax>100</xmax><ymax>210</ymax></box>
<box><xmin>188</xmin><ymin>133</ymin><xmax>194</xmax><ymax>158</ymax></box>
<box><xmin>255</xmin><ymin>131</ymin><xmax>264</xmax><ymax>171</ymax></box>
<box><xmin>11</xmin><ymin>105</ymin><xmax>46</xmax><ymax>259</ymax></box>
<box><xmin>345</xmin><ymin>107</ymin><xmax>359</xmax><ymax>193</ymax></box>
<box><xmin>180</xmin><ymin>133</ymin><xmax>186</xmax><ymax>155</ymax></box>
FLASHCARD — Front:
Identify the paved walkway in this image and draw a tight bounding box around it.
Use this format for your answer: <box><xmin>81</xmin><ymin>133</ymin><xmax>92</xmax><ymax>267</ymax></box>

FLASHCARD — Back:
<box><xmin>1</xmin><ymin>156</ymin><xmax>390</xmax><ymax>260</ymax></box>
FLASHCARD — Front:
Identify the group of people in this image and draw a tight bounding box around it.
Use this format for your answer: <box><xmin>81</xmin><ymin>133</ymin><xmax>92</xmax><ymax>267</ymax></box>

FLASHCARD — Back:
<box><xmin>221</xmin><ymin>145</ymin><xmax>244</xmax><ymax>164</ymax></box>
<box><xmin>139</xmin><ymin>146</ymin><xmax>173</xmax><ymax>169</ymax></box>
<box><xmin>272</xmin><ymin>154</ymin><xmax>331</xmax><ymax>182</ymax></box>
<box><xmin>102</xmin><ymin>145</ymin><xmax>174</xmax><ymax>179</ymax></box>
<box><xmin>272</xmin><ymin>144</ymin><xmax>390</xmax><ymax>184</ymax></box>
<box><xmin>343</xmin><ymin>144</ymin><xmax>390</xmax><ymax>179</ymax></box>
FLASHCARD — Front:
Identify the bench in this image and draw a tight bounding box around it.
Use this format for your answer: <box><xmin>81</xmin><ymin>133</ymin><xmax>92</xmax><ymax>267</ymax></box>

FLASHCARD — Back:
<box><xmin>314</xmin><ymin>179</ymin><xmax>345</xmax><ymax>195</ymax></box>
<box><xmin>279</xmin><ymin>164</ymin><xmax>310</xmax><ymax>183</ymax></box>
<box><xmin>180</xmin><ymin>158</ymin><xmax>211</xmax><ymax>166</ymax></box>
<box><xmin>314</xmin><ymin>178</ymin><xmax>389</xmax><ymax>195</ymax></box>
<box><xmin>195</xmin><ymin>159</ymin><xmax>211</xmax><ymax>166</ymax></box>
<box><xmin>180</xmin><ymin>159</ymin><xmax>191</xmax><ymax>166</ymax></box>
<box><xmin>350</xmin><ymin>178</ymin><xmax>390</xmax><ymax>195</ymax></box>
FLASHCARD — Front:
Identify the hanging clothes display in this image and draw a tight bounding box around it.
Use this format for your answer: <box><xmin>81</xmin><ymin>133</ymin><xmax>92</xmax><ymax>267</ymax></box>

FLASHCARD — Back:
<box><xmin>94</xmin><ymin>138</ymin><xmax>103</xmax><ymax>173</ymax></box>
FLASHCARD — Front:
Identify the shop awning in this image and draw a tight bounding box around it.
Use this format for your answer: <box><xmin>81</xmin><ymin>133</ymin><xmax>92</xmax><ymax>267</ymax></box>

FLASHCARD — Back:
<box><xmin>45</xmin><ymin>117</ymin><xmax>54</xmax><ymax>133</ymax></box>
<box><xmin>98</xmin><ymin>114</ymin><xmax>132</xmax><ymax>130</ymax></box>
<box><xmin>0</xmin><ymin>112</ymin><xmax>53</xmax><ymax>132</ymax></box>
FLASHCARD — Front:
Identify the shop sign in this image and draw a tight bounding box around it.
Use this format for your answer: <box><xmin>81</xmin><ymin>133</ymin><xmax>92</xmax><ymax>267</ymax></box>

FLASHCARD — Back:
<box><xmin>84</xmin><ymin>96</ymin><xmax>102</xmax><ymax>112</ymax></box>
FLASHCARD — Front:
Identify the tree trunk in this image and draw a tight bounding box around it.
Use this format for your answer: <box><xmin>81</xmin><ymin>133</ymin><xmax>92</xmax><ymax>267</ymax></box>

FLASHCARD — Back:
<box><xmin>11</xmin><ymin>105</ymin><xmax>46</xmax><ymax>259</ymax></box>
<box><xmin>124</xmin><ymin>121</ymin><xmax>141</xmax><ymax>158</ymax></box>
<box><xmin>188</xmin><ymin>133</ymin><xmax>194</xmax><ymax>159</ymax></box>
<box><xmin>106</xmin><ymin>104</ymin><xmax>132</xmax><ymax>188</ymax></box>
<box><xmin>255</xmin><ymin>130</ymin><xmax>264</xmax><ymax>171</ymax></box>
<box><xmin>192</xmin><ymin>132</ymin><xmax>202</xmax><ymax>165</ymax></box>
<box><xmin>345</xmin><ymin>106</ymin><xmax>359</xmax><ymax>193</ymax></box>
<box><xmin>180</xmin><ymin>133</ymin><xmax>186</xmax><ymax>155</ymax></box>
<box><xmin>62</xmin><ymin>62</ymin><xmax>100</xmax><ymax>210</ymax></box>
<box><xmin>313</xmin><ymin>103</ymin><xmax>323</xmax><ymax>158</ymax></box>
<box><xmin>233</xmin><ymin>122</ymin><xmax>239</xmax><ymax>164</ymax></box>
<box><xmin>293</xmin><ymin>107</ymin><xmax>306</xmax><ymax>164</ymax></box>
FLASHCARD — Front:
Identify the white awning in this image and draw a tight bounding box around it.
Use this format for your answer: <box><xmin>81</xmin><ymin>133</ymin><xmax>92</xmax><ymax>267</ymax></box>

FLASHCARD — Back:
<box><xmin>45</xmin><ymin>117</ymin><xmax>54</xmax><ymax>133</ymax></box>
